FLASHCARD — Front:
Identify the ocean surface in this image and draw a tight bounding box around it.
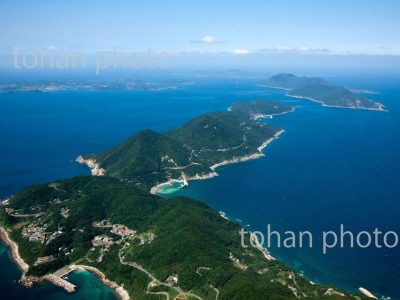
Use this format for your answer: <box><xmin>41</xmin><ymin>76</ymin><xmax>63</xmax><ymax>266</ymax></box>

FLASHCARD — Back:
<box><xmin>0</xmin><ymin>72</ymin><xmax>399</xmax><ymax>299</ymax></box>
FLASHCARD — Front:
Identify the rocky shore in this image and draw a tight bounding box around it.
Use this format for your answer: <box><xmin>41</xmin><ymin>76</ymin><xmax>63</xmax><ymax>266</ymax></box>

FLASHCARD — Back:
<box><xmin>76</xmin><ymin>156</ymin><xmax>105</xmax><ymax>176</ymax></box>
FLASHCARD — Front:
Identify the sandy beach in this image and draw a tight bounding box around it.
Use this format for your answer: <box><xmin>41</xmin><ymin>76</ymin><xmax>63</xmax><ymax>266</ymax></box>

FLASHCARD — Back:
<box><xmin>359</xmin><ymin>287</ymin><xmax>378</xmax><ymax>299</ymax></box>
<box><xmin>0</xmin><ymin>227</ymin><xmax>29</xmax><ymax>274</ymax></box>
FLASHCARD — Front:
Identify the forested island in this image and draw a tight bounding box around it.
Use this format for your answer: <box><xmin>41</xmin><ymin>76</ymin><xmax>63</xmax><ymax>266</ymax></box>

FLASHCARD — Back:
<box><xmin>0</xmin><ymin>99</ymin><xmax>372</xmax><ymax>299</ymax></box>
<box><xmin>77</xmin><ymin>100</ymin><xmax>290</xmax><ymax>193</ymax></box>
<box><xmin>264</xmin><ymin>74</ymin><xmax>385</xmax><ymax>111</ymax></box>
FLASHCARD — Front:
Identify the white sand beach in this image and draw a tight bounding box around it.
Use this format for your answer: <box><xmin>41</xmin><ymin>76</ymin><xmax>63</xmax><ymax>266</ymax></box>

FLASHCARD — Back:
<box><xmin>359</xmin><ymin>287</ymin><xmax>378</xmax><ymax>299</ymax></box>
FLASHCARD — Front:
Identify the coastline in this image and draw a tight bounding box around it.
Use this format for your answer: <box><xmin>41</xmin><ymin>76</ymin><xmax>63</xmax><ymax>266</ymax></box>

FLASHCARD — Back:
<box><xmin>0</xmin><ymin>227</ymin><xmax>74</xmax><ymax>291</ymax></box>
<box><xmin>251</xmin><ymin>107</ymin><xmax>295</xmax><ymax>120</ymax></box>
<box><xmin>260</xmin><ymin>84</ymin><xmax>386</xmax><ymax>111</ymax></box>
<box><xmin>250</xmin><ymin>232</ymin><xmax>275</xmax><ymax>261</ymax></box>
<box><xmin>256</xmin><ymin>84</ymin><xmax>291</xmax><ymax>91</ymax></box>
<box><xmin>151</xmin><ymin>129</ymin><xmax>285</xmax><ymax>194</ymax></box>
<box><xmin>0</xmin><ymin>227</ymin><xmax>29</xmax><ymax>275</ymax></box>
<box><xmin>286</xmin><ymin>94</ymin><xmax>386</xmax><ymax>112</ymax></box>
<box><xmin>0</xmin><ymin>227</ymin><xmax>128</xmax><ymax>298</ymax></box>
<box><xmin>359</xmin><ymin>287</ymin><xmax>378</xmax><ymax>299</ymax></box>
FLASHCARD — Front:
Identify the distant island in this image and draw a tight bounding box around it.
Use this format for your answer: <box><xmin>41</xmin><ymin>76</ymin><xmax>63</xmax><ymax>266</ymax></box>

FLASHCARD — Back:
<box><xmin>264</xmin><ymin>73</ymin><xmax>328</xmax><ymax>90</ymax></box>
<box><xmin>0</xmin><ymin>80</ymin><xmax>182</xmax><ymax>94</ymax></box>
<box><xmin>78</xmin><ymin>100</ymin><xmax>290</xmax><ymax>194</ymax></box>
<box><xmin>264</xmin><ymin>74</ymin><xmax>385</xmax><ymax>111</ymax></box>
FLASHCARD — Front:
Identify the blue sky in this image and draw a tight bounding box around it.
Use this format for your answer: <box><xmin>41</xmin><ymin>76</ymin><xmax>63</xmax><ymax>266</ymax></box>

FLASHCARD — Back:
<box><xmin>1</xmin><ymin>0</ymin><xmax>400</xmax><ymax>74</ymax></box>
<box><xmin>1</xmin><ymin>0</ymin><xmax>399</xmax><ymax>55</ymax></box>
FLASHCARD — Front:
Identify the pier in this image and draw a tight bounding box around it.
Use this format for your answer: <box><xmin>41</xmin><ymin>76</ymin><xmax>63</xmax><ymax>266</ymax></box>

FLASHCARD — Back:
<box><xmin>44</xmin><ymin>275</ymin><xmax>77</xmax><ymax>293</ymax></box>
<box><xmin>47</xmin><ymin>265</ymin><xmax>77</xmax><ymax>293</ymax></box>
<box><xmin>53</xmin><ymin>265</ymin><xmax>75</xmax><ymax>277</ymax></box>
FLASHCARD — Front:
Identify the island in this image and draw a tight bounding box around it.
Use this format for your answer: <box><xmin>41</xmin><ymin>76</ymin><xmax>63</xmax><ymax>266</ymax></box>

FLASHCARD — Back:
<box><xmin>263</xmin><ymin>73</ymin><xmax>328</xmax><ymax>90</ymax></box>
<box><xmin>78</xmin><ymin>100</ymin><xmax>288</xmax><ymax>194</ymax></box>
<box><xmin>0</xmin><ymin>80</ymin><xmax>181</xmax><ymax>94</ymax></box>
<box><xmin>0</xmin><ymin>99</ymin><xmax>373</xmax><ymax>299</ymax></box>
<box><xmin>1</xmin><ymin>176</ymin><xmax>362</xmax><ymax>299</ymax></box>
<box><xmin>263</xmin><ymin>74</ymin><xmax>385</xmax><ymax>111</ymax></box>
<box><xmin>229</xmin><ymin>99</ymin><xmax>294</xmax><ymax>119</ymax></box>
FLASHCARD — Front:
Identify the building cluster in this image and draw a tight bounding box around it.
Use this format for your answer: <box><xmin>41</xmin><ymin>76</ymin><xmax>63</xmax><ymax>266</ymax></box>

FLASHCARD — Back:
<box><xmin>110</xmin><ymin>224</ymin><xmax>136</xmax><ymax>237</ymax></box>
<box><xmin>92</xmin><ymin>235</ymin><xmax>114</xmax><ymax>247</ymax></box>
<box><xmin>92</xmin><ymin>220</ymin><xmax>136</xmax><ymax>238</ymax></box>
<box><xmin>22</xmin><ymin>223</ymin><xmax>48</xmax><ymax>242</ymax></box>
<box><xmin>22</xmin><ymin>223</ymin><xmax>63</xmax><ymax>244</ymax></box>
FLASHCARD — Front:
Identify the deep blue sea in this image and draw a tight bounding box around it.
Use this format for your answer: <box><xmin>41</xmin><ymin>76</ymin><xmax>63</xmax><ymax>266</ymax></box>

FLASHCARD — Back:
<box><xmin>0</xmin><ymin>72</ymin><xmax>399</xmax><ymax>299</ymax></box>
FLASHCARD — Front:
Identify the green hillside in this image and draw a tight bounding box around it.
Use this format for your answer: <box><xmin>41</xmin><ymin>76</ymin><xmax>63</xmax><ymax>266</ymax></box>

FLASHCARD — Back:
<box><xmin>264</xmin><ymin>74</ymin><xmax>384</xmax><ymax>110</ymax></box>
<box><xmin>1</xmin><ymin>176</ymin><xmax>359</xmax><ymax>300</ymax></box>
<box><xmin>265</xmin><ymin>74</ymin><xmax>327</xmax><ymax>89</ymax></box>
<box><xmin>288</xmin><ymin>84</ymin><xmax>384</xmax><ymax>110</ymax></box>
<box><xmin>88</xmin><ymin>129</ymin><xmax>191</xmax><ymax>190</ymax></box>
<box><xmin>84</xmin><ymin>107</ymin><xmax>282</xmax><ymax>191</ymax></box>
<box><xmin>229</xmin><ymin>99</ymin><xmax>293</xmax><ymax>118</ymax></box>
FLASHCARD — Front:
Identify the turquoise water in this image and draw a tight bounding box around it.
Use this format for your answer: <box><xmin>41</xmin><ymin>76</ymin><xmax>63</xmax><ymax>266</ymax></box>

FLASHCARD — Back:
<box><xmin>0</xmin><ymin>73</ymin><xmax>399</xmax><ymax>299</ymax></box>
<box><xmin>156</xmin><ymin>182</ymin><xmax>184</xmax><ymax>194</ymax></box>
<box><xmin>0</xmin><ymin>242</ymin><xmax>115</xmax><ymax>300</ymax></box>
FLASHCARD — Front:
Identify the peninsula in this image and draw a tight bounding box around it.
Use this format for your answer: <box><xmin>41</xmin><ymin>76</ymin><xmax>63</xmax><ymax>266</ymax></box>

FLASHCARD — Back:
<box><xmin>78</xmin><ymin>100</ymin><xmax>289</xmax><ymax>193</ymax></box>
<box><xmin>264</xmin><ymin>74</ymin><xmax>385</xmax><ymax>111</ymax></box>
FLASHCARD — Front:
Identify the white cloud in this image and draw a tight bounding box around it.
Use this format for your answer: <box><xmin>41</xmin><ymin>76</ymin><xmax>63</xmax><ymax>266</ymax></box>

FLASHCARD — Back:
<box><xmin>201</xmin><ymin>36</ymin><xmax>216</xmax><ymax>44</ymax></box>
<box><xmin>191</xmin><ymin>35</ymin><xmax>223</xmax><ymax>44</ymax></box>
<box><xmin>231</xmin><ymin>49</ymin><xmax>249</xmax><ymax>55</ymax></box>
<box><xmin>259</xmin><ymin>46</ymin><xmax>330</xmax><ymax>54</ymax></box>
